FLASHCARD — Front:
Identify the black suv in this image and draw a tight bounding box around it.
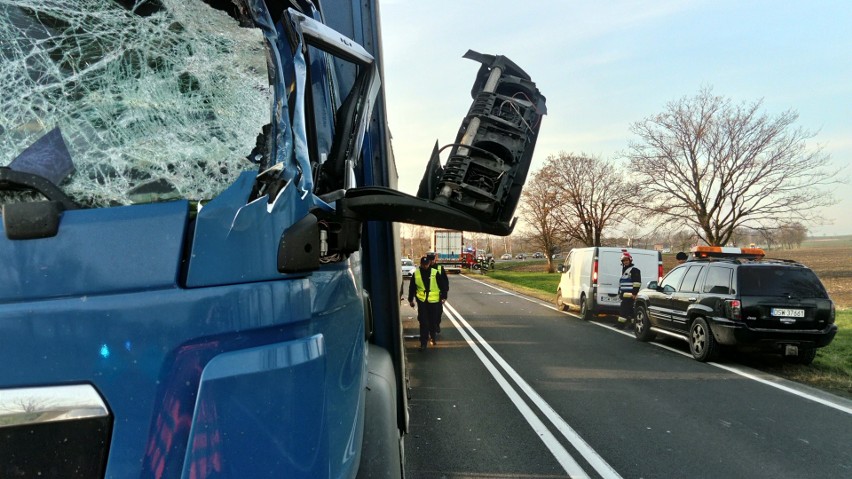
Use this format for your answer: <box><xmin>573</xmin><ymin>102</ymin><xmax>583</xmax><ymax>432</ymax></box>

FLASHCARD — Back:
<box><xmin>633</xmin><ymin>254</ymin><xmax>837</xmax><ymax>364</ymax></box>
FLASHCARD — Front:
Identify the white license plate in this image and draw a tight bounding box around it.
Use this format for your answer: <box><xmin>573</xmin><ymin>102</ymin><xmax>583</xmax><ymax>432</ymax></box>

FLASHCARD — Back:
<box><xmin>600</xmin><ymin>295</ymin><xmax>618</xmax><ymax>303</ymax></box>
<box><xmin>771</xmin><ymin>308</ymin><xmax>804</xmax><ymax>318</ymax></box>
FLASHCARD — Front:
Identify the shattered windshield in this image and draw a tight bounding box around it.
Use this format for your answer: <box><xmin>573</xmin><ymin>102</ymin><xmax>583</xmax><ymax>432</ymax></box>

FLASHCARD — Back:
<box><xmin>0</xmin><ymin>0</ymin><xmax>271</xmax><ymax>207</ymax></box>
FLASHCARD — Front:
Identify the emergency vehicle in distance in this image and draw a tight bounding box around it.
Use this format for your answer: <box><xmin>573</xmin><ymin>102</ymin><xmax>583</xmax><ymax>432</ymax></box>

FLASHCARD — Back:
<box><xmin>432</xmin><ymin>229</ymin><xmax>478</xmax><ymax>272</ymax></box>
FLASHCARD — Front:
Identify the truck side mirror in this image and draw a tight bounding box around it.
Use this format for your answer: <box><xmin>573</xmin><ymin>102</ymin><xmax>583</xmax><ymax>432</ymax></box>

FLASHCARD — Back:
<box><xmin>341</xmin><ymin>50</ymin><xmax>546</xmax><ymax>236</ymax></box>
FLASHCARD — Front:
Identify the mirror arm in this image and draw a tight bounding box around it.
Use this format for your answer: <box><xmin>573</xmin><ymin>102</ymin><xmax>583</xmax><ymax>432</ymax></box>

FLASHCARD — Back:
<box><xmin>340</xmin><ymin>186</ymin><xmax>516</xmax><ymax>236</ymax></box>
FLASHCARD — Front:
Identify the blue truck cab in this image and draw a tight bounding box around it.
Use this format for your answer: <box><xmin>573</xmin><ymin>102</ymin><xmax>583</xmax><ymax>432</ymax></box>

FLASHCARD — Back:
<box><xmin>0</xmin><ymin>1</ymin><xmax>545</xmax><ymax>477</ymax></box>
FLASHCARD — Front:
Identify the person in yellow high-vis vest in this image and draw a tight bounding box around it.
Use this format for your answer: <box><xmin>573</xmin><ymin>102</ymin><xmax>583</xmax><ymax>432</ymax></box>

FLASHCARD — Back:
<box><xmin>408</xmin><ymin>255</ymin><xmax>448</xmax><ymax>350</ymax></box>
<box><xmin>426</xmin><ymin>252</ymin><xmax>449</xmax><ymax>334</ymax></box>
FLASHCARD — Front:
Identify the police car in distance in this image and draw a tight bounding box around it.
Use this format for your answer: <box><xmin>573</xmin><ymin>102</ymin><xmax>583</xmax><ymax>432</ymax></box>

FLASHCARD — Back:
<box><xmin>633</xmin><ymin>246</ymin><xmax>837</xmax><ymax>364</ymax></box>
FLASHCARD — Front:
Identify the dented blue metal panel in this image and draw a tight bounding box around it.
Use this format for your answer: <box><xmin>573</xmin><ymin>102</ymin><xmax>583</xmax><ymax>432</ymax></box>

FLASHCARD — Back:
<box><xmin>0</xmin><ymin>201</ymin><xmax>188</xmax><ymax>303</ymax></box>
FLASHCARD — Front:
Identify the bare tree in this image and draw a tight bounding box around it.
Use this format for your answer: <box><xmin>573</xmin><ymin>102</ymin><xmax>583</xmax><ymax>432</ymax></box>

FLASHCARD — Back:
<box><xmin>544</xmin><ymin>152</ymin><xmax>640</xmax><ymax>247</ymax></box>
<box><xmin>625</xmin><ymin>88</ymin><xmax>842</xmax><ymax>246</ymax></box>
<box><xmin>778</xmin><ymin>222</ymin><xmax>808</xmax><ymax>249</ymax></box>
<box><xmin>518</xmin><ymin>168</ymin><xmax>561</xmax><ymax>273</ymax></box>
<box><xmin>758</xmin><ymin>228</ymin><xmax>778</xmax><ymax>250</ymax></box>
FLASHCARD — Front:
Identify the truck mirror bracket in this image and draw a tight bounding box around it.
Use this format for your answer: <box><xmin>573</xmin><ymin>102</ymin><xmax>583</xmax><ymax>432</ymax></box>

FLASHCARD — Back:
<box><xmin>278</xmin><ymin>206</ymin><xmax>365</xmax><ymax>271</ymax></box>
<box><xmin>340</xmin><ymin>186</ymin><xmax>516</xmax><ymax>236</ymax></box>
<box><xmin>278</xmin><ymin>213</ymin><xmax>321</xmax><ymax>273</ymax></box>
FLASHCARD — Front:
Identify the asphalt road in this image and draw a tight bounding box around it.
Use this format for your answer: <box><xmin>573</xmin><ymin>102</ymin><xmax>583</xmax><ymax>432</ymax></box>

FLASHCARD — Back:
<box><xmin>401</xmin><ymin>274</ymin><xmax>852</xmax><ymax>479</ymax></box>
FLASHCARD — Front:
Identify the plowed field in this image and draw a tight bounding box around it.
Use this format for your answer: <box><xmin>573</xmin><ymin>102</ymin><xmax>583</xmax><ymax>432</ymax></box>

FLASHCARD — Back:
<box><xmin>760</xmin><ymin>246</ymin><xmax>852</xmax><ymax>309</ymax></box>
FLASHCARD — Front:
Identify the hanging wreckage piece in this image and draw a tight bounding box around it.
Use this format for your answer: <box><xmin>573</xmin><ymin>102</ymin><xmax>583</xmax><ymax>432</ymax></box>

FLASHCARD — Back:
<box><xmin>342</xmin><ymin>50</ymin><xmax>546</xmax><ymax>236</ymax></box>
<box><xmin>421</xmin><ymin>50</ymin><xmax>546</xmax><ymax>227</ymax></box>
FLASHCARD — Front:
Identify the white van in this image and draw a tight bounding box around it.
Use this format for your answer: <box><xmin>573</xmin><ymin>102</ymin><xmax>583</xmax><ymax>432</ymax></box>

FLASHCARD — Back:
<box><xmin>556</xmin><ymin>247</ymin><xmax>662</xmax><ymax>320</ymax></box>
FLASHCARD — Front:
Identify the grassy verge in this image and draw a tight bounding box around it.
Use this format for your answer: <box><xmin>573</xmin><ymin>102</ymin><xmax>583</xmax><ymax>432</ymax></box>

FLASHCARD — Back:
<box><xmin>468</xmin><ymin>269</ymin><xmax>852</xmax><ymax>400</ymax></box>
<box><xmin>772</xmin><ymin>309</ymin><xmax>851</xmax><ymax>398</ymax></box>
<box><xmin>485</xmin><ymin>270</ymin><xmax>558</xmax><ymax>297</ymax></box>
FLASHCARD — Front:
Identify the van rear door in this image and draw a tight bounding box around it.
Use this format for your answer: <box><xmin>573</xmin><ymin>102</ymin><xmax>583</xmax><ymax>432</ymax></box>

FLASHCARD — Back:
<box><xmin>628</xmin><ymin>250</ymin><xmax>664</xmax><ymax>288</ymax></box>
<box><xmin>596</xmin><ymin>249</ymin><xmax>624</xmax><ymax>306</ymax></box>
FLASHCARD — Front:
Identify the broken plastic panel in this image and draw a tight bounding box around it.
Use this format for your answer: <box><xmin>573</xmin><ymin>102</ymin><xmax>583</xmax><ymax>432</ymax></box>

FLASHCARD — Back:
<box><xmin>342</xmin><ymin>50</ymin><xmax>546</xmax><ymax>236</ymax></box>
<box><xmin>425</xmin><ymin>50</ymin><xmax>547</xmax><ymax>225</ymax></box>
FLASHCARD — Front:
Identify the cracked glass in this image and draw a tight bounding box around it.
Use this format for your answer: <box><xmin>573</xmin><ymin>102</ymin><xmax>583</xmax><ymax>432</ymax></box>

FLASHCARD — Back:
<box><xmin>0</xmin><ymin>0</ymin><xmax>271</xmax><ymax>207</ymax></box>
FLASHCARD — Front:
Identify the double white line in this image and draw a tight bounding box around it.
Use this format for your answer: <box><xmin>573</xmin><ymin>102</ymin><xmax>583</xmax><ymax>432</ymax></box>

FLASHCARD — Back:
<box><xmin>443</xmin><ymin>302</ymin><xmax>622</xmax><ymax>479</ymax></box>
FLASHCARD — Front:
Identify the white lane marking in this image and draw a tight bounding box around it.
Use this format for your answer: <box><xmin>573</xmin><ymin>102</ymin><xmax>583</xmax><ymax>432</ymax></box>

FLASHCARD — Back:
<box><xmin>459</xmin><ymin>274</ymin><xmax>852</xmax><ymax>417</ymax></box>
<box><xmin>708</xmin><ymin>362</ymin><xmax>852</xmax><ymax>415</ymax></box>
<box><xmin>445</xmin><ymin>303</ymin><xmax>622</xmax><ymax>479</ymax></box>
<box><xmin>442</xmin><ymin>306</ymin><xmax>591</xmax><ymax>478</ymax></box>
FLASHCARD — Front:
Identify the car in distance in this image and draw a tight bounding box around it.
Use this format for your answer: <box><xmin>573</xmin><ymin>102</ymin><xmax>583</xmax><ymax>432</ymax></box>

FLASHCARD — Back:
<box><xmin>500</xmin><ymin>253</ymin><xmax>512</xmax><ymax>260</ymax></box>
<box><xmin>516</xmin><ymin>253</ymin><xmax>526</xmax><ymax>259</ymax></box>
<box><xmin>400</xmin><ymin>258</ymin><xmax>416</xmax><ymax>278</ymax></box>
<box><xmin>633</xmin><ymin>246</ymin><xmax>837</xmax><ymax>364</ymax></box>
<box><xmin>532</xmin><ymin>252</ymin><xmax>544</xmax><ymax>258</ymax></box>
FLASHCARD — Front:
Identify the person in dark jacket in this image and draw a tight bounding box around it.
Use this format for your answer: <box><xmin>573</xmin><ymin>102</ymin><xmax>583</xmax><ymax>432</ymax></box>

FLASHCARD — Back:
<box><xmin>617</xmin><ymin>252</ymin><xmax>642</xmax><ymax>329</ymax></box>
<box><xmin>409</xmin><ymin>256</ymin><xmax>448</xmax><ymax>350</ymax></box>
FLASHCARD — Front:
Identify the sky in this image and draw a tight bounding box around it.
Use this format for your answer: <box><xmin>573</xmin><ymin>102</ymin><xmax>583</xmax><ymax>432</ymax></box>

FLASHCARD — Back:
<box><xmin>378</xmin><ymin>0</ymin><xmax>852</xmax><ymax>237</ymax></box>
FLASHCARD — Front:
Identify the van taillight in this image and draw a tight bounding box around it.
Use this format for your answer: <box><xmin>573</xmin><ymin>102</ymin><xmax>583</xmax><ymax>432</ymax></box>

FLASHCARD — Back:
<box><xmin>592</xmin><ymin>260</ymin><xmax>598</xmax><ymax>284</ymax></box>
<box><xmin>725</xmin><ymin>300</ymin><xmax>742</xmax><ymax>320</ymax></box>
<box><xmin>658</xmin><ymin>263</ymin><xmax>663</xmax><ymax>284</ymax></box>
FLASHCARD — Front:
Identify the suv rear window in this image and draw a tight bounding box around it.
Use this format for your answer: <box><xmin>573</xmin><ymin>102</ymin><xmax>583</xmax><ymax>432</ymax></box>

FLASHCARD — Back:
<box><xmin>738</xmin><ymin>266</ymin><xmax>828</xmax><ymax>299</ymax></box>
<box><xmin>703</xmin><ymin>266</ymin><xmax>733</xmax><ymax>294</ymax></box>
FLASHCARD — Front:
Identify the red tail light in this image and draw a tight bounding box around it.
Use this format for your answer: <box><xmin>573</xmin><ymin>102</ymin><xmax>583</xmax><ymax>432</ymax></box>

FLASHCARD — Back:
<box><xmin>725</xmin><ymin>299</ymin><xmax>742</xmax><ymax>320</ymax></box>
<box><xmin>592</xmin><ymin>259</ymin><xmax>598</xmax><ymax>284</ymax></box>
<box><xmin>658</xmin><ymin>263</ymin><xmax>664</xmax><ymax>284</ymax></box>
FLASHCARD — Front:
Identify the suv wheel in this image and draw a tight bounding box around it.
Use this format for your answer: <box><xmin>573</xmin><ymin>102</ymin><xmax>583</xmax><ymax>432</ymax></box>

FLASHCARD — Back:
<box><xmin>580</xmin><ymin>294</ymin><xmax>591</xmax><ymax>321</ymax></box>
<box><xmin>785</xmin><ymin>347</ymin><xmax>817</xmax><ymax>365</ymax></box>
<box><xmin>689</xmin><ymin>317</ymin><xmax>718</xmax><ymax>362</ymax></box>
<box><xmin>556</xmin><ymin>290</ymin><xmax>568</xmax><ymax>312</ymax></box>
<box><xmin>634</xmin><ymin>306</ymin><xmax>655</xmax><ymax>342</ymax></box>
